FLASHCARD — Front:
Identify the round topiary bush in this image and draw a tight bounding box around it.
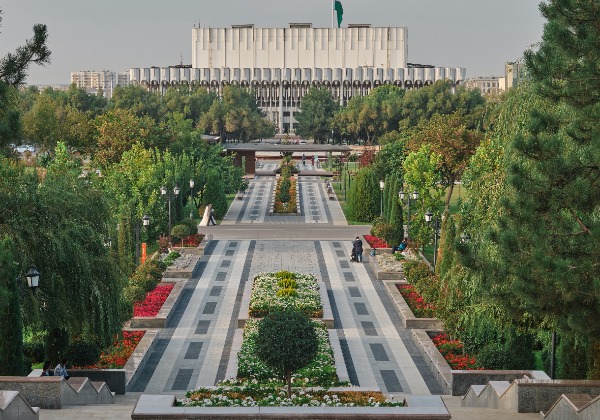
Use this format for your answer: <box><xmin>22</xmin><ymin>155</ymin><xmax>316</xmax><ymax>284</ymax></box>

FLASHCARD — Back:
<box><xmin>255</xmin><ymin>309</ymin><xmax>319</xmax><ymax>395</ymax></box>
<box><xmin>171</xmin><ymin>224</ymin><xmax>192</xmax><ymax>244</ymax></box>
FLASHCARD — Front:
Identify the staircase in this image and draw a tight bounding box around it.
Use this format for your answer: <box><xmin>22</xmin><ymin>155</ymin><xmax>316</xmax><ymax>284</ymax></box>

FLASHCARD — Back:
<box><xmin>461</xmin><ymin>379</ymin><xmax>600</xmax><ymax>415</ymax></box>
<box><xmin>542</xmin><ymin>393</ymin><xmax>600</xmax><ymax>420</ymax></box>
<box><xmin>0</xmin><ymin>376</ymin><xmax>115</xmax><ymax>409</ymax></box>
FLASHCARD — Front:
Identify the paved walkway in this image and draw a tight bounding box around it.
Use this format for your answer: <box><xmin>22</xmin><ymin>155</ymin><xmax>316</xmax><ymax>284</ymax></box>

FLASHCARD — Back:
<box><xmin>40</xmin><ymin>174</ymin><xmax>539</xmax><ymax>419</ymax></box>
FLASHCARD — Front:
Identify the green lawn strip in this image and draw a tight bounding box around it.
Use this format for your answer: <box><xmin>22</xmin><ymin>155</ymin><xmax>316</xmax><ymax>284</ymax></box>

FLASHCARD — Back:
<box><xmin>249</xmin><ymin>272</ymin><xmax>323</xmax><ymax>318</ymax></box>
<box><xmin>234</xmin><ymin>319</ymin><xmax>341</xmax><ymax>387</ymax></box>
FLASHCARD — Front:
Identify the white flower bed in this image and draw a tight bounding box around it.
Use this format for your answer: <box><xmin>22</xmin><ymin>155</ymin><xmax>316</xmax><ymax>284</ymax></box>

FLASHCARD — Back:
<box><xmin>248</xmin><ymin>272</ymin><xmax>323</xmax><ymax>318</ymax></box>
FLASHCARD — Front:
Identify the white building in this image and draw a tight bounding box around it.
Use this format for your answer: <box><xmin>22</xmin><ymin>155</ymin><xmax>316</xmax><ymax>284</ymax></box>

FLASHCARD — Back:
<box><xmin>463</xmin><ymin>76</ymin><xmax>503</xmax><ymax>95</ymax></box>
<box><xmin>70</xmin><ymin>70</ymin><xmax>130</xmax><ymax>98</ymax></box>
<box><xmin>129</xmin><ymin>24</ymin><xmax>466</xmax><ymax>133</ymax></box>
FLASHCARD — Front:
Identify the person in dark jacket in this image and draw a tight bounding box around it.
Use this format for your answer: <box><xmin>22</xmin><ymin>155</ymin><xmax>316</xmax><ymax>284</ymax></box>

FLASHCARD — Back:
<box><xmin>352</xmin><ymin>236</ymin><xmax>363</xmax><ymax>262</ymax></box>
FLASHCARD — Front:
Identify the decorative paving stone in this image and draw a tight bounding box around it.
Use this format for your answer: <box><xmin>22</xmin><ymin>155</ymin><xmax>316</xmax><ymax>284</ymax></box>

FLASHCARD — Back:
<box><xmin>171</xmin><ymin>369</ymin><xmax>193</xmax><ymax>391</ymax></box>
<box><xmin>203</xmin><ymin>302</ymin><xmax>217</xmax><ymax>314</ymax></box>
<box><xmin>361</xmin><ymin>321</ymin><xmax>378</xmax><ymax>336</ymax></box>
<box><xmin>184</xmin><ymin>342</ymin><xmax>203</xmax><ymax>359</ymax></box>
<box><xmin>354</xmin><ymin>302</ymin><xmax>369</xmax><ymax>315</ymax></box>
<box><xmin>195</xmin><ymin>320</ymin><xmax>210</xmax><ymax>334</ymax></box>
<box><xmin>370</xmin><ymin>343</ymin><xmax>389</xmax><ymax>361</ymax></box>
<box><xmin>381</xmin><ymin>370</ymin><xmax>403</xmax><ymax>392</ymax></box>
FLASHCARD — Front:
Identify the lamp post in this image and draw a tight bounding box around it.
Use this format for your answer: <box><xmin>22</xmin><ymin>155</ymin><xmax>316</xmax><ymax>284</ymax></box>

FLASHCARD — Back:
<box><xmin>135</xmin><ymin>215</ymin><xmax>151</xmax><ymax>266</ymax></box>
<box><xmin>379</xmin><ymin>179</ymin><xmax>385</xmax><ymax>217</ymax></box>
<box><xmin>189</xmin><ymin>179</ymin><xmax>195</xmax><ymax>219</ymax></box>
<box><xmin>25</xmin><ymin>265</ymin><xmax>40</xmax><ymax>292</ymax></box>
<box><xmin>161</xmin><ymin>185</ymin><xmax>180</xmax><ymax>245</ymax></box>
<box><xmin>425</xmin><ymin>210</ymin><xmax>441</xmax><ymax>268</ymax></box>
<box><xmin>399</xmin><ymin>189</ymin><xmax>419</xmax><ymax>242</ymax></box>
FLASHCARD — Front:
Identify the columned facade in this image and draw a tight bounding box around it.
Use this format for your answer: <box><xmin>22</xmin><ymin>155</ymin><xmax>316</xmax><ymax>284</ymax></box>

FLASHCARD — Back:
<box><xmin>129</xmin><ymin>24</ymin><xmax>466</xmax><ymax>133</ymax></box>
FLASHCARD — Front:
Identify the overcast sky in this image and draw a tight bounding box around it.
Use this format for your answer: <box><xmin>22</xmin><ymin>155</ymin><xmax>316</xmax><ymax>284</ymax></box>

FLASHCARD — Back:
<box><xmin>1</xmin><ymin>0</ymin><xmax>545</xmax><ymax>86</ymax></box>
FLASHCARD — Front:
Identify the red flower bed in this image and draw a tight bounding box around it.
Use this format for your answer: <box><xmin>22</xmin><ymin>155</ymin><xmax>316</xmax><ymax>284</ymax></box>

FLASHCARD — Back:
<box><xmin>134</xmin><ymin>284</ymin><xmax>174</xmax><ymax>317</ymax></box>
<box><xmin>396</xmin><ymin>284</ymin><xmax>436</xmax><ymax>318</ymax></box>
<box><xmin>432</xmin><ymin>333</ymin><xmax>481</xmax><ymax>370</ymax></box>
<box><xmin>179</xmin><ymin>233</ymin><xmax>204</xmax><ymax>247</ymax></box>
<box><xmin>82</xmin><ymin>331</ymin><xmax>145</xmax><ymax>369</ymax></box>
<box><xmin>364</xmin><ymin>234</ymin><xmax>389</xmax><ymax>249</ymax></box>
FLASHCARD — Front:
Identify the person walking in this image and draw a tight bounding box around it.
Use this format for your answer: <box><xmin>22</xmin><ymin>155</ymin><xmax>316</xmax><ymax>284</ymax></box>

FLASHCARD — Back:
<box><xmin>209</xmin><ymin>206</ymin><xmax>217</xmax><ymax>226</ymax></box>
<box><xmin>352</xmin><ymin>236</ymin><xmax>363</xmax><ymax>263</ymax></box>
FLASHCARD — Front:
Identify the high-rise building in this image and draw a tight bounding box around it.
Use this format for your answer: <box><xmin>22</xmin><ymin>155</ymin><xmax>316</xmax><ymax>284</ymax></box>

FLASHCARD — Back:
<box><xmin>129</xmin><ymin>24</ymin><xmax>466</xmax><ymax>133</ymax></box>
<box><xmin>70</xmin><ymin>70</ymin><xmax>130</xmax><ymax>98</ymax></box>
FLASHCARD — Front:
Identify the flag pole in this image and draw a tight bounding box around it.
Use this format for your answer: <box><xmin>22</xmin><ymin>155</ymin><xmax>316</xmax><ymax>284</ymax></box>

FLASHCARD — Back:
<box><xmin>332</xmin><ymin>0</ymin><xmax>334</xmax><ymax>28</ymax></box>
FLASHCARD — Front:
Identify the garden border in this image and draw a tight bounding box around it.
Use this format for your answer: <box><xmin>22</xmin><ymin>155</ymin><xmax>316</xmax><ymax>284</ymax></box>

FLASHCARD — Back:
<box><xmin>131</xmin><ymin>394</ymin><xmax>451</xmax><ymax>419</ymax></box>
<box><xmin>269</xmin><ymin>174</ymin><xmax>302</xmax><ymax>216</ymax></box>
<box><xmin>370</xmin><ymin>254</ymin><xmax>406</xmax><ymax>280</ymax></box>
<box><xmin>129</xmin><ymin>281</ymin><xmax>186</xmax><ymax>328</ymax></box>
<box><xmin>384</xmin><ymin>282</ymin><xmax>443</xmax><ymax>330</ymax></box>
<box><xmin>237</xmin><ymin>276</ymin><xmax>334</xmax><ymax>328</ymax></box>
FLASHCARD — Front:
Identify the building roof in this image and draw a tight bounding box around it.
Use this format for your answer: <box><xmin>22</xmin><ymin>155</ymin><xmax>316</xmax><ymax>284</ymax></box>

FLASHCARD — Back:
<box><xmin>222</xmin><ymin>142</ymin><xmax>352</xmax><ymax>153</ymax></box>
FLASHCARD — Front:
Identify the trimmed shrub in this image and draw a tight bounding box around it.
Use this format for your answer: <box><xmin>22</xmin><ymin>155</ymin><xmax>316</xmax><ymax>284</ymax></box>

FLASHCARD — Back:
<box><xmin>276</xmin><ymin>288</ymin><xmax>298</xmax><ymax>298</ymax></box>
<box><xmin>256</xmin><ymin>309</ymin><xmax>319</xmax><ymax>395</ymax></box>
<box><xmin>171</xmin><ymin>224</ymin><xmax>191</xmax><ymax>243</ymax></box>
<box><xmin>277</xmin><ymin>279</ymin><xmax>297</xmax><ymax>289</ymax></box>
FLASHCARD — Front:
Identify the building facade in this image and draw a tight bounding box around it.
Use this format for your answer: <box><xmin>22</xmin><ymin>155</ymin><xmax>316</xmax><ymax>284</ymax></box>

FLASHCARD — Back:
<box><xmin>463</xmin><ymin>76</ymin><xmax>504</xmax><ymax>95</ymax></box>
<box><xmin>129</xmin><ymin>24</ymin><xmax>466</xmax><ymax>133</ymax></box>
<box><xmin>70</xmin><ymin>70</ymin><xmax>130</xmax><ymax>98</ymax></box>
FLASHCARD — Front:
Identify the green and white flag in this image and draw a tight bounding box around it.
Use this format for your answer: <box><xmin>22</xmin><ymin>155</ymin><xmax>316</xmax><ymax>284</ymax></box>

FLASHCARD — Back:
<box><xmin>334</xmin><ymin>0</ymin><xmax>343</xmax><ymax>28</ymax></box>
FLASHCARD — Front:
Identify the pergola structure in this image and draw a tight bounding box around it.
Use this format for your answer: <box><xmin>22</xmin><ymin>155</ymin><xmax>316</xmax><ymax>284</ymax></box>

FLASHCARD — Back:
<box><xmin>222</xmin><ymin>143</ymin><xmax>352</xmax><ymax>174</ymax></box>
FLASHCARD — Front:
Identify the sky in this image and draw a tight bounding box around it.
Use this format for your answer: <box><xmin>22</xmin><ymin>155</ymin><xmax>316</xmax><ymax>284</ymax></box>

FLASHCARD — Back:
<box><xmin>0</xmin><ymin>0</ymin><xmax>545</xmax><ymax>86</ymax></box>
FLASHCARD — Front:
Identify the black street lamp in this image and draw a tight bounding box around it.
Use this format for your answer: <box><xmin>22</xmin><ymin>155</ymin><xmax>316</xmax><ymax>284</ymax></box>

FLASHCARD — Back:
<box><xmin>25</xmin><ymin>265</ymin><xmax>40</xmax><ymax>292</ymax></box>
<box><xmin>379</xmin><ymin>179</ymin><xmax>385</xmax><ymax>217</ymax></box>
<box><xmin>425</xmin><ymin>210</ymin><xmax>441</xmax><ymax>268</ymax></box>
<box><xmin>161</xmin><ymin>185</ymin><xmax>180</xmax><ymax>245</ymax></box>
<box><xmin>189</xmin><ymin>179</ymin><xmax>195</xmax><ymax>219</ymax></box>
<box><xmin>399</xmin><ymin>189</ymin><xmax>419</xmax><ymax>242</ymax></box>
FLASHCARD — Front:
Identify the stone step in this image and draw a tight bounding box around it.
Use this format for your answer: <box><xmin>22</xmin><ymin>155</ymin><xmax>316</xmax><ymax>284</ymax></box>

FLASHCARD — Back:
<box><xmin>0</xmin><ymin>390</ymin><xmax>39</xmax><ymax>420</ymax></box>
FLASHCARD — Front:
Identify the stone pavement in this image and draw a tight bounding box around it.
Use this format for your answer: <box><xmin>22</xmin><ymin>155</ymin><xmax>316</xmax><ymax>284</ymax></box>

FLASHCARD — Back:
<box><xmin>40</xmin><ymin>174</ymin><xmax>540</xmax><ymax>419</ymax></box>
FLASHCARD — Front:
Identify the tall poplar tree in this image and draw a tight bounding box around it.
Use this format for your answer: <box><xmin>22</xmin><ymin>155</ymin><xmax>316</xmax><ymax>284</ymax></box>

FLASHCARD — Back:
<box><xmin>495</xmin><ymin>0</ymin><xmax>600</xmax><ymax>377</ymax></box>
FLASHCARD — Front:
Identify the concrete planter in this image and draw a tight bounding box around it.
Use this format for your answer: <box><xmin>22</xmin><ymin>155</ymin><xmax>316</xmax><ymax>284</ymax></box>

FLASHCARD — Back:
<box><xmin>385</xmin><ymin>283</ymin><xmax>444</xmax><ymax>330</ymax></box>
<box><xmin>132</xmin><ymin>394</ymin><xmax>451</xmax><ymax>419</ymax></box>
<box><xmin>129</xmin><ymin>281</ymin><xmax>186</xmax><ymax>329</ymax></box>
<box><xmin>370</xmin><ymin>255</ymin><xmax>405</xmax><ymax>280</ymax></box>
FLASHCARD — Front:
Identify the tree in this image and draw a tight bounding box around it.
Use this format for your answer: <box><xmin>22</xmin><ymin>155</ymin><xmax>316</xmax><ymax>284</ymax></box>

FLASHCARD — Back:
<box><xmin>407</xmin><ymin>113</ymin><xmax>482</xmax><ymax>210</ymax></box>
<box><xmin>255</xmin><ymin>309</ymin><xmax>318</xmax><ymax>396</ymax></box>
<box><xmin>295</xmin><ymin>87</ymin><xmax>338</xmax><ymax>142</ymax></box>
<box><xmin>402</xmin><ymin>144</ymin><xmax>445</xmax><ymax>247</ymax></box>
<box><xmin>488</xmin><ymin>0</ymin><xmax>600</xmax><ymax>378</ymax></box>
<box><xmin>0</xmin><ymin>9</ymin><xmax>50</xmax><ymax>86</ymax></box>
<box><xmin>346</xmin><ymin>166</ymin><xmax>380</xmax><ymax>222</ymax></box>
<box><xmin>202</xmin><ymin>169</ymin><xmax>228</xmax><ymax>219</ymax></box>
<box><xmin>0</xmin><ymin>236</ymin><xmax>24</xmax><ymax>375</ymax></box>
<box><xmin>93</xmin><ymin>108</ymin><xmax>155</xmax><ymax>168</ymax></box>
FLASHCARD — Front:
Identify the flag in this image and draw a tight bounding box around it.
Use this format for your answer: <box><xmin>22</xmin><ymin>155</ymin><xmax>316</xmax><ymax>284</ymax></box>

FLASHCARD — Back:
<box><xmin>334</xmin><ymin>0</ymin><xmax>343</xmax><ymax>28</ymax></box>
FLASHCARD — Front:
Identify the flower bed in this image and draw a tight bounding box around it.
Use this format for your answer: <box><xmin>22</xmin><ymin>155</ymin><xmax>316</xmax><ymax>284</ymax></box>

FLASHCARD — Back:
<box><xmin>432</xmin><ymin>333</ymin><xmax>481</xmax><ymax>370</ymax></box>
<box><xmin>235</xmin><ymin>319</ymin><xmax>341</xmax><ymax>387</ymax></box>
<box><xmin>80</xmin><ymin>331</ymin><xmax>145</xmax><ymax>369</ymax></box>
<box><xmin>179</xmin><ymin>233</ymin><xmax>204</xmax><ymax>247</ymax></box>
<box><xmin>133</xmin><ymin>283</ymin><xmax>174</xmax><ymax>317</ymax></box>
<box><xmin>396</xmin><ymin>284</ymin><xmax>436</xmax><ymax>318</ymax></box>
<box><xmin>180</xmin><ymin>385</ymin><xmax>404</xmax><ymax>407</ymax></box>
<box><xmin>364</xmin><ymin>234</ymin><xmax>389</xmax><ymax>249</ymax></box>
<box><xmin>274</xmin><ymin>176</ymin><xmax>297</xmax><ymax>213</ymax></box>
<box><xmin>249</xmin><ymin>272</ymin><xmax>323</xmax><ymax>318</ymax></box>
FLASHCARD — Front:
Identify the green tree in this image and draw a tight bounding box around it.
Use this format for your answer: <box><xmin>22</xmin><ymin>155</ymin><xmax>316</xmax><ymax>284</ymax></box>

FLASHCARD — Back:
<box><xmin>295</xmin><ymin>87</ymin><xmax>338</xmax><ymax>143</ymax></box>
<box><xmin>255</xmin><ymin>309</ymin><xmax>318</xmax><ymax>396</ymax></box>
<box><xmin>0</xmin><ymin>9</ymin><xmax>50</xmax><ymax>86</ymax></box>
<box><xmin>402</xmin><ymin>144</ymin><xmax>444</xmax><ymax>247</ymax></box>
<box><xmin>93</xmin><ymin>108</ymin><xmax>156</xmax><ymax>168</ymax></box>
<box><xmin>490</xmin><ymin>0</ymin><xmax>600</xmax><ymax>378</ymax></box>
<box><xmin>407</xmin><ymin>113</ymin><xmax>482</xmax><ymax>210</ymax></box>
<box><xmin>0</xmin><ymin>236</ymin><xmax>25</xmax><ymax>374</ymax></box>
<box><xmin>202</xmin><ymin>169</ymin><xmax>228</xmax><ymax>219</ymax></box>
<box><xmin>346</xmin><ymin>166</ymin><xmax>380</xmax><ymax>222</ymax></box>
